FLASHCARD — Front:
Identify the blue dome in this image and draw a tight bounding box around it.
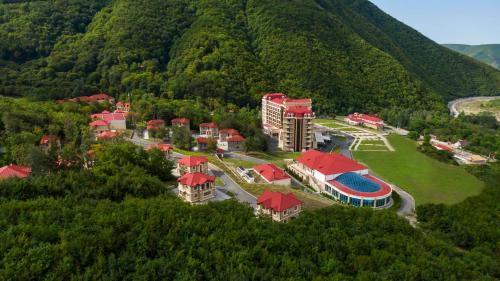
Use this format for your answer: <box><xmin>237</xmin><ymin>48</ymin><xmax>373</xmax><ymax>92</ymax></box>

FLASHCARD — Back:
<box><xmin>335</xmin><ymin>172</ymin><xmax>381</xmax><ymax>193</ymax></box>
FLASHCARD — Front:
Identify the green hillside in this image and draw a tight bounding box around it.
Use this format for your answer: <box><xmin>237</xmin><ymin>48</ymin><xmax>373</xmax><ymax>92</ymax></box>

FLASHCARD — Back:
<box><xmin>1</xmin><ymin>0</ymin><xmax>500</xmax><ymax>113</ymax></box>
<box><xmin>444</xmin><ymin>44</ymin><xmax>500</xmax><ymax>70</ymax></box>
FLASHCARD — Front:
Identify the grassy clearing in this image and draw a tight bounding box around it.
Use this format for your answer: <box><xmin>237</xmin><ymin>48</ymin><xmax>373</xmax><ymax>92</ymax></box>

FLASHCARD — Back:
<box><xmin>360</xmin><ymin>140</ymin><xmax>385</xmax><ymax>145</ymax></box>
<box><xmin>243</xmin><ymin>151</ymin><xmax>301</xmax><ymax>168</ymax></box>
<box><xmin>353</xmin><ymin>135</ymin><xmax>485</xmax><ymax>205</ymax></box>
<box><xmin>223</xmin><ymin>158</ymin><xmax>255</xmax><ymax>168</ymax></box>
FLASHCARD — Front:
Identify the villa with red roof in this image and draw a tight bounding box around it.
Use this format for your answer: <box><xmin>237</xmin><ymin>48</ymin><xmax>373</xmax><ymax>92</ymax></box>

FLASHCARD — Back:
<box><xmin>96</xmin><ymin>131</ymin><xmax>118</xmax><ymax>140</ymax></box>
<box><xmin>115</xmin><ymin>101</ymin><xmax>130</xmax><ymax>112</ymax></box>
<box><xmin>146</xmin><ymin>143</ymin><xmax>174</xmax><ymax>158</ymax></box>
<box><xmin>178</xmin><ymin>172</ymin><xmax>216</xmax><ymax>203</ymax></box>
<box><xmin>256</xmin><ymin>190</ymin><xmax>302</xmax><ymax>222</ymax></box>
<box><xmin>254</xmin><ymin>163</ymin><xmax>291</xmax><ymax>186</ymax></box>
<box><xmin>288</xmin><ymin>150</ymin><xmax>392</xmax><ymax>208</ymax></box>
<box><xmin>172</xmin><ymin>118</ymin><xmax>190</xmax><ymax>130</ymax></box>
<box><xmin>0</xmin><ymin>164</ymin><xmax>32</xmax><ymax>180</ymax></box>
<box><xmin>90</xmin><ymin>110</ymin><xmax>127</xmax><ymax>131</ymax></box>
<box><xmin>177</xmin><ymin>156</ymin><xmax>209</xmax><ymax>176</ymax></box>
<box><xmin>345</xmin><ymin>113</ymin><xmax>385</xmax><ymax>130</ymax></box>
<box><xmin>199</xmin><ymin>122</ymin><xmax>218</xmax><ymax>138</ymax></box>
<box><xmin>262</xmin><ymin>93</ymin><xmax>316</xmax><ymax>152</ymax></box>
<box><xmin>218</xmin><ymin>129</ymin><xmax>239</xmax><ymax>141</ymax></box>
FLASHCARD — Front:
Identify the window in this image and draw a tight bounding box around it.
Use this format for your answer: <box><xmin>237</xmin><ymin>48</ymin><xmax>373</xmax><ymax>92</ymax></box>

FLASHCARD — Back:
<box><xmin>376</xmin><ymin>199</ymin><xmax>385</xmax><ymax>207</ymax></box>
<box><xmin>340</xmin><ymin>194</ymin><xmax>348</xmax><ymax>204</ymax></box>
<box><xmin>363</xmin><ymin>200</ymin><xmax>374</xmax><ymax>207</ymax></box>
<box><xmin>350</xmin><ymin>198</ymin><xmax>361</xmax><ymax>207</ymax></box>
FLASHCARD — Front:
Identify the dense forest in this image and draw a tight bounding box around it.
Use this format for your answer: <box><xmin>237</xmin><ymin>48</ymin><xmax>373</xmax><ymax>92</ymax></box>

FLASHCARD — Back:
<box><xmin>1</xmin><ymin>0</ymin><xmax>500</xmax><ymax>114</ymax></box>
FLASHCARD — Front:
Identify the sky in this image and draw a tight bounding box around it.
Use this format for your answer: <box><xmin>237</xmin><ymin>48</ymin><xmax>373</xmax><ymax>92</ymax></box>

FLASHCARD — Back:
<box><xmin>368</xmin><ymin>0</ymin><xmax>500</xmax><ymax>45</ymax></box>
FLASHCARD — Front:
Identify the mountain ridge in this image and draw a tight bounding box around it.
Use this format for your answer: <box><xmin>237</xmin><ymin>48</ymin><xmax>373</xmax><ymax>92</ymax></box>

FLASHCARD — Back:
<box><xmin>1</xmin><ymin>0</ymin><xmax>499</xmax><ymax>114</ymax></box>
<box><xmin>443</xmin><ymin>44</ymin><xmax>500</xmax><ymax>70</ymax></box>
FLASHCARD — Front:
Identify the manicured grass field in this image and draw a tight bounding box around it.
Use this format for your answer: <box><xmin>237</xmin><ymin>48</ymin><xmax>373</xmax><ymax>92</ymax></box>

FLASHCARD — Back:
<box><xmin>223</xmin><ymin>158</ymin><xmax>255</xmax><ymax>168</ymax></box>
<box><xmin>353</xmin><ymin>135</ymin><xmax>485</xmax><ymax>205</ymax></box>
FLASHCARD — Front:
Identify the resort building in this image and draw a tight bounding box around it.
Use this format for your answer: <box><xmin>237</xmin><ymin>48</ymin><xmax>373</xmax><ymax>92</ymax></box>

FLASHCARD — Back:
<box><xmin>0</xmin><ymin>164</ymin><xmax>32</xmax><ymax>180</ymax></box>
<box><xmin>96</xmin><ymin>131</ymin><xmax>118</xmax><ymax>140</ymax></box>
<box><xmin>199</xmin><ymin>122</ymin><xmax>219</xmax><ymax>137</ymax></box>
<box><xmin>64</xmin><ymin>93</ymin><xmax>115</xmax><ymax>104</ymax></box>
<box><xmin>288</xmin><ymin>150</ymin><xmax>392</xmax><ymax>208</ymax></box>
<box><xmin>178</xmin><ymin>172</ymin><xmax>216</xmax><ymax>203</ymax></box>
<box><xmin>262</xmin><ymin>93</ymin><xmax>316</xmax><ymax>152</ymax></box>
<box><xmin>254</xmin><ymin>163</ymin><xmax>291</xmax><ymax>186</ymax></box>
<box><xmin>256</xmin><ymin>190</ymin><xmax>302</xmax><ymax>222</ymax></box>
<box><xmin>177</xmin><ymin>156</ymin><xmax>209</xmax><ymax>176</ymax></box>
<box><xmin>172</xmin><ymin>118</ymin><xmax>190</xmax><ymax>130</ymax></box>
<box><xmin>345</xmin><ymin>113</ymin><xmax>385</xmax><ymax>130</ymax></box>
<box><xmin>89</xmin><ymin>120</ymin><xmax>110</xmax><ymax>134</ymax></box>
<box><xmin>218</xmin><ymin>134</ymin><xmax>245</xmax><ymax>152</ymax></box>
<box><xmin>218</xmin><ymin>129</ymin><xmax>240</xmax><ymax>142</ymax></box>
<box><xmin>196</xmin><ymin>137</ymin><xmax>209</xmax><ymax>151</ymax></box>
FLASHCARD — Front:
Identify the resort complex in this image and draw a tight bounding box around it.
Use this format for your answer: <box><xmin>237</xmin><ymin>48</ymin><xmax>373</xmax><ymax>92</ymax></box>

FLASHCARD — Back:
<box><xmin>256</xmin><ymin>190</ymin><xmax>303</xmax><ymax>222</ymax></box>
<box><xmin>262</xmin><ymin>93</ymin><xmax>316</xmax><ymax>152</ymax></box>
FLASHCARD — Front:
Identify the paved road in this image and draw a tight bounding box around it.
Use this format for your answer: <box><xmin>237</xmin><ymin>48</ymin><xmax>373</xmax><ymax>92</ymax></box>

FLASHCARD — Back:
<box><xmin>448</xmin><ymin>96</ymin><xmax>499</xmax><ymax>118</ymax></box>
<box><xmin>128</xmin><ymin>134</ymin><xmax>256</xmax><ymax>208</ymax></box>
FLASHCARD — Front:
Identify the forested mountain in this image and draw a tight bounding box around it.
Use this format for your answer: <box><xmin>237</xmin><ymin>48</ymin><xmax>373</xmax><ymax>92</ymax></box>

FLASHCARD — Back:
<box><xmin>444</xmin><ymin>44</ymin><xmax>500</xmax><ymax>70</ymax></box>
<box><xmin>1</xmin><ymin>0</ymin><xmax>500</xmax><ymax>113</ymax></box>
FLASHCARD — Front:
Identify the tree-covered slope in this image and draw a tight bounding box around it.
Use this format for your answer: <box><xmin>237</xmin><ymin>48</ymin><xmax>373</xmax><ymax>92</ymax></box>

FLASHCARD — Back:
<box><xmin>1</xmin><ymin>0</ymin><xmax>500</xmax><ymax>113</ymax></box>
<box><xmin>444</xmin><ymin>44</ymin><xmax>500</xmax><ymax>70</ymax></box>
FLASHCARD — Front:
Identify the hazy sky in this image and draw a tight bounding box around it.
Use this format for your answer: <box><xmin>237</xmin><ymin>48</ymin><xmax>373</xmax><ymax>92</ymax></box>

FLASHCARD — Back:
<box><xmin>369</xmin><ymin>0</ymin><xmax>500</xmax><ymax>45</ymax></box>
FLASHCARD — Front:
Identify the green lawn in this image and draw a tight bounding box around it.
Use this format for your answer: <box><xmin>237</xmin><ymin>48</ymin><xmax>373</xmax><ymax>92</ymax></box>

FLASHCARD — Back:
<box><xmin>243</xmin><ymin>151</ymin><xmax>301</xmax><ymax>167</ymax></box>
<box><xmin>353</xmin><ymin>135</ymin><xmax>485</xmax><ymax>205</ymax></box>
<box><xmin>223</xmin><ymin>158</ymin><xmax>255</xmax><ymax>168</ymax></box>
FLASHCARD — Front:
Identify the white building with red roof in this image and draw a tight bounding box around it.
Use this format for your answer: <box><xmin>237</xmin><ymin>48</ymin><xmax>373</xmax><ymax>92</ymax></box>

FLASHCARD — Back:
<box><xmin>90</xmin><ymin>110</ymin><xmax>127</xmax><ymax>131</ymax></box>
<box><xmin>253</xmin><ymin>163</ymin><xmax>291</xmax><ymax>186</ymax></box>
<box><xmin>178</xmin><ymin>172</ymin><xmax>216</xmax><ymax>203</ymax></box>
<box><xmin>0</xmin><ymin>164</ymin><xmax>32</xmax><ymax>180</ymax></box>
<box><xmin>262</xmin><ymin>93</ymin><xmax>316</xmax><ymax>152</ymax></box>
<box><xmin>171</xmin><ymin>118</ymin><xmax>190</xmax><ymax>130</ymax></box>
<box><xmin>177</xmin><ymin>156</ymin><xmax>209</xmax><ymax>176</ymax></box>
<box><xmin>256</xmin><ymin>190</ymin><xmax>302</xmax><ymax>222</ymax></box>
<box><xmin>345</xmin><ymin>113</ymin><xmax>385</xmax><ymax>130</ymax></box>
<box><xmin>199</xmin><ymin>122</ymin><xmax>219</xmax><ymax>137</ymax></box>
<box><xmin>288</xmin><ymin>150</ymin><xmax>392</xmax><ymax>208</ymax></box>
<box><xmin>96</xmin><ymin>131</ymin><xmax>118</xmax><ymax>140</ymax></box>
<box><xmin>67</xmin><ymin>93</ymin><xmax>115</xmax><ymax>104</ymax></box>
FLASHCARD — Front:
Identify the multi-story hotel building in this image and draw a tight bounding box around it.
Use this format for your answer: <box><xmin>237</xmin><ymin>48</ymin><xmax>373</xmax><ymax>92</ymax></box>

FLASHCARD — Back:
<box><xmin>262</xmin><ymin>93</ymin><xmax>316</xmax><ymax>152</ymax></box>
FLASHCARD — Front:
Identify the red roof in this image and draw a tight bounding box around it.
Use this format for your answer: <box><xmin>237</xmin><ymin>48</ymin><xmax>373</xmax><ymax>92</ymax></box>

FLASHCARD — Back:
<box><xmin>284</xmin><ymin>106</ymin><xmax>314</xmax><ymax>117</ymax></box>
<box><xmin>89</xmin><ymin>120</ymin><xmax>109</xmax><ymax>127</ymax></box>
<box><xmin>0</xmin><ymin>164</ymin><xmax>32</xmax><ymax>179</ymax></box>
<box><xmin>327</xmin><ymin>174</ymin><xmax>392</xmax><ymax>198</ymax></box>
<box><xmin>147</xmin><ymin>119</ymin><xmax>165</xmax><ymax>129</ymax></box>
<box><xmin>257</xmin><ymin>190</ymin><xmax>302</xmax><ymax>212</ymax></box>
<box><xmin>347</xmin><ymin>113</ymin><xmax>383</xmax><ymax>124</ymax></box>
<box><xmin>199</xmin><ymin>122</ymin><xmax>218</xmax><ymax>129</ymax></box>
<box><xmin>177</xmin><ymin>156</ymin><xmax>208</xmax><ymax>167</ymax></box>
<box><xmin>97</xmin><ymin>131</ymin><xmax>117</xmax><ymax>139</ymax></box>
<box><xmin>177</xmin><ymin>172</ymin><xmax>215</xmax><ymax>187</ymax></box>
<box><xmin>146</xmin><ymin>143</ymin><xmax>173</xmax><ymax>152</ymax></box>
<box><xmin>219</xmin><ymin>128</ymin><xmax>239</xmax><ymax>135</ymax></box>
<box><xmin>254</xmin><ymin>163</ymin><xmax>290</xmax><ymax>182</ymax></box>
<box><xmin>263</xmin><ymin>93</ymin><xmax>287</xmax><ymax>99</ymax></box>
<box><xmin>433</xmin><ymin>143</ymin><xmax>453</xmax><ymax>151</ymax></box>
<box><xmin>227</xmin><ymin>135</ymin><xmax>245</xmax><ymax>142</ymax></box>
<box><xmin>91</xmin><ymin>111</ymin><xmax>126</xmax><ymax>121</ymax></box>
<box><xmin>196</xmin><ymin>137</ymin><xmax>209</xmax><ymax>144</ymax></box>
<box><xmin>172</xmin><ymin>118</ymin><xmax>190</xmax><ymax>125</ymax></box>
<box><xmin>40</xmin><ymin>135</ymin><xmax>58</xmax><ymax>145</ymax></box>
<box><xmin>297</xmin><ymin>150</ymin><xmax>367</xmax><ymax>176</ymax></box>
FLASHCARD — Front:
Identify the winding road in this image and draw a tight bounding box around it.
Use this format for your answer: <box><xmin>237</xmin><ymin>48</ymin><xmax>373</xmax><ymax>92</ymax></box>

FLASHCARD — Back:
<box><xmin>448</xmin><ymin>96</ymin><xmax>499</xmax><ymax>118</ymax></box>
<box><xmin>128</xmin><ymin>134</ymin><xmax>257</xmax><ymax>208</ymax></box>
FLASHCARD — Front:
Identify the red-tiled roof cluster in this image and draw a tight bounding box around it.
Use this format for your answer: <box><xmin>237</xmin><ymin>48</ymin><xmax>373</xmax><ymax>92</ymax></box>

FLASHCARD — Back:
<box><xmin>147</xmin><ymin>119</ymin><xmax>165</xmax><ymax>129</ymax></box>
<box><xmin>91</xmin><ymin>111</ymin><xmax>126</xmax><ymax>122</ymax></box>
<box><xmin>115</xmin><ymin>101</ymin><xmax>130</xmax><ymax>110</ymax></box>
<box><xmin>199</xmin><ymin>122</ymin><xmax>218</xmax><ymax>129</ymax></box>
<box><xmin>0</xmin><ymin>164</ymin><xmax>32</xmax><ymax>179</ymax></box>
<box><xmin>178</xmin><ymin>172</ymin><xmax>215</xmax><ymax>187</ymax></box>
<box><xmin>257</xmin><ymin>190</ymin><xmax>302</xmax><ymax>212</ymax></box>
<box><xmin>66</xmin><ymin>93</ymin><xmax>114</xmax><ymax>103</ymax></box>
<box><xmin>177</xmin><ymin>156</ymin><xmax>208</xmax><ymax>167</ymax></box>
<box><xmin>219</xmin><ymin>128</ymin><xmax>239</xmax><ymax>135</ymax></box>
<box><xmin>297</xmin><ymin>150</ymin><xmax>367</xmax><ymax>176</ymax></box>
<box><xmin>89</xmin><ymin>120</ymin><xmax>109</xmax><ymax>127</ymax></box>
<box><xmin>254</xmin><ymin>163</ymin><xmax>290</xmax><ymax>182</ymax></box>
<box><xmin>433</xmin><ymin>143</ymin><xmax>453</xmax><ymax>151</ymax></box>
<box><xmin>172</xmin><ymin>118</ymin><xmax>190</xmax><ymax>125</ymax></box>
